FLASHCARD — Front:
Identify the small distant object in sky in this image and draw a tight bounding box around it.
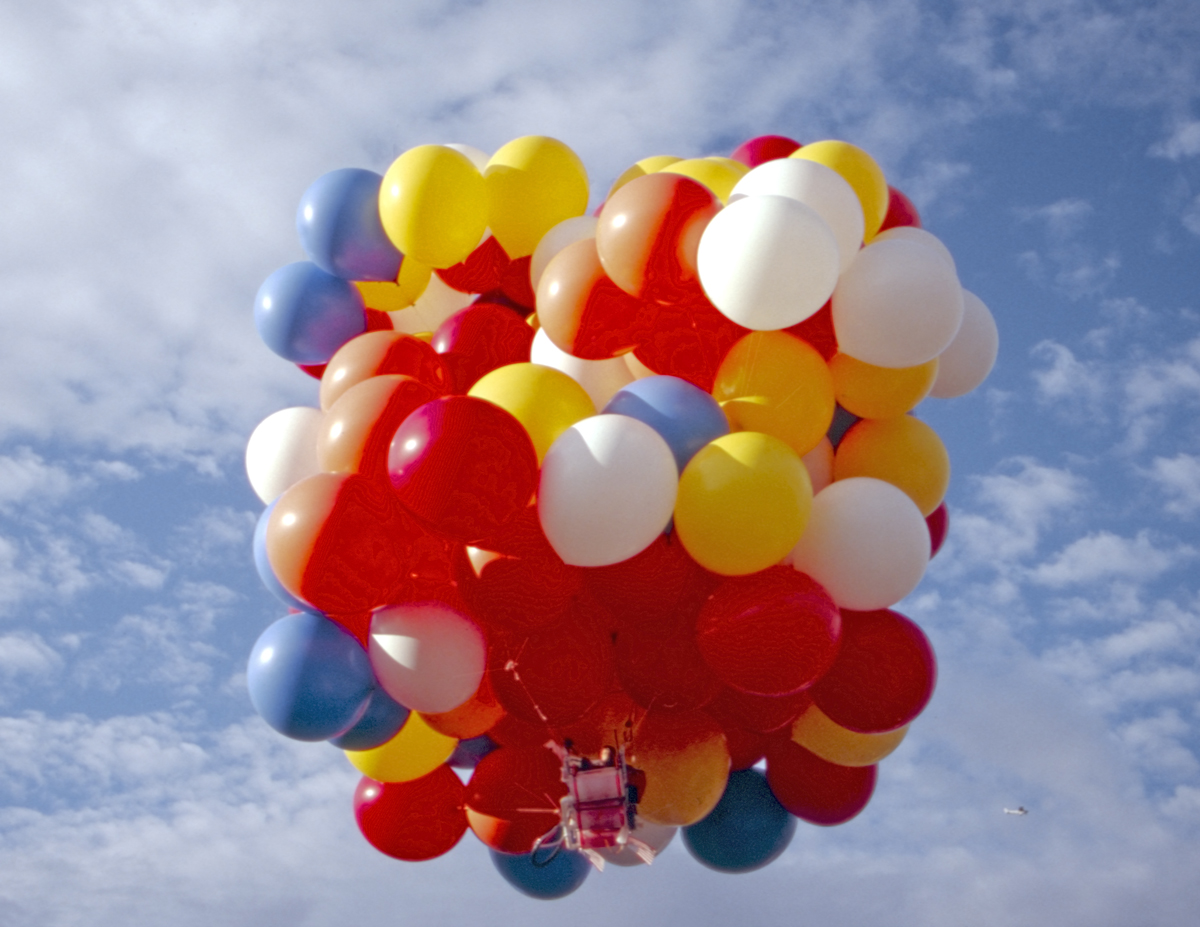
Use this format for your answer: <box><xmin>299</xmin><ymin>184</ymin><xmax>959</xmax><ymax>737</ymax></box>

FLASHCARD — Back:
<box><xmin>1003</xmin><ymin>807</ymin><xmax>1028</xmax><ymax>816</ymax></box>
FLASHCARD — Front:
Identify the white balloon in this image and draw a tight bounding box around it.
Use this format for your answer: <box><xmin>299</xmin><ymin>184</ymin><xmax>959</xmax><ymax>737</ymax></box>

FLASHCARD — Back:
<box><xmin>595</xmin><ymin>819</ymin><xmax>678</xmax><ymax>867</ymax></box>
<box><xmin>245</xmin><ymin>406</ymin><xmax>324</xmax><ymax>504</ymax></box>
<box><xmin>874</xmin><ymin>226</ymin><xmax>957</xmax><ymax>278</ymax></box>
<box><xmin>729</xmin><ymin>159</ymin><xmax>864</xmax><ymax>274</ymax></box>
<box><xmin>530</xmin><ymin>215</ymin><xmax>598</xmax><ymax>291</ymax></box>
<box><xmin>389</xmin><ymin>270</ymin><xmax>474</xmax><ymax>335</ymax></box>
<box><xmin>697</xmin><ymin>194</ymin><xmax>840</xmax><ymax>331</ymax></box>
<box><xmin>530</xmin><ymin>328</ymin><xmax>634</xmax><ymax>408</ymax></box>
<box><xmin>539</xmin><ymin>414</ymin><xmax>679</xmax><ymax>567</ymax></box>
<box><xmin>930</xmin><ymin>289</ymin><xmax>999</xmax><ymax>398</ymax></box>
<box><xmin>801</xmin><ymin>436</ymin><xmax>835</xmax><ymax>494</ymax></box>
<box><xmin>369</xmin><ymin>602</ymin><xmax>486</xmax><ymax>714</ymax></box>
<box><xmin>789</xmin><ymin>477</ymin><xmax>931</xmax><ymax>610</ymax></box>
<box><xmin>832</xmin><ymin>238</ymin><xmax>964</xmax><ymax>368</ymax></box>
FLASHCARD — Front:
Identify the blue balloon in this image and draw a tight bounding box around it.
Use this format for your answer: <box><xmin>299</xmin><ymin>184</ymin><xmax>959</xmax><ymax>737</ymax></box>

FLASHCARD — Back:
<box><xmin>296</xmin><ymin>168</ymin><xmax>403</xmax><ymax>282</ymax></box>
<box><xmin>603</xmin><ymin>375</ymin><xmax>729</xmax><ymax>472</ymax></box>
<box><xmin>328</xmin><ymin>686</ymin><xmax>410</xmax><ymax>751</ymax></box>
<box><xmin>682</xmin><ymin>767</ymin><xmax>797</xmax><ymax>873</ymax></box>
<box><xmin>247</xmin><ymin>612</ymin><xmax>375</xmax><ymax>741</ymax></box>
<box><xmin>254</xmin><ymin>261</ymin><xmax>367</xmax><ymax>364</ymax></box>
<box><xmin>827</xmin><ymin>403</ymin><xmax>860</xmax><ymax>448</ymax></box>
<box><xmin>253</xmin><ymin>501</ymin><xmax>320</xmax><ymax>614</ymax></box>
<box><xmin>448</xmin><ymin>734</ymin><xmax>499</xmax><ymax>770</ymax></box>
<box><xmin>489</xmin><ymin>847</ymin><xmax>591</xmax><ymax>900</ymax></box>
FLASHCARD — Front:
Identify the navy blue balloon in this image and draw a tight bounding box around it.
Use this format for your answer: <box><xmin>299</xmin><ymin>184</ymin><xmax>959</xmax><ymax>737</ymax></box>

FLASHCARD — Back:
<box><xmin>253</xmin><ymin>501</ymin><xmax>320</xmax><ymax>614</ymax></box>
<box><xmin>297</xmin><ymin>168</ymin><xmax>403</xmax><ymax>282</ymax></box>
<box><xmin>328</xmin><ymin>685</ymin><xmax>410</xmax><ymax>750</ymax></box>
<box><xmin>448</xmin><ymin>734</ymin><xmax>499</xmax><ymax>770</ymax></box>
<box><xmin>603</xmin><ymin>375</ymin><xmax>729</xmax><ymax>472</ymax></box>
<box><xmin>247</xmin><ymin>613</ymin><xmax>375</xmax><ymax>741</ymax></box>
<box><xmin>254</xmin><ymin>261</ymin><xmax>367</xmax><ymax>364</ymax></box>
<box><xmin>683</xmin><ymin>767</ymin><xmax>797</xmax><ymax>873</ymax></box>
<box><xmin>489</xmin><ymin>847</ymin><xmax>591</xmax><ymax>900</ymax></box>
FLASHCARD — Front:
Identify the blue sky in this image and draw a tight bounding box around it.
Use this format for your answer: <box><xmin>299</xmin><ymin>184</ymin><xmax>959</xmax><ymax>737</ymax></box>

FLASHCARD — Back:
<box><xmin>2</xmin><ymin>0</ymin><xmax>1199</xmax><ymax>923</ymax></box>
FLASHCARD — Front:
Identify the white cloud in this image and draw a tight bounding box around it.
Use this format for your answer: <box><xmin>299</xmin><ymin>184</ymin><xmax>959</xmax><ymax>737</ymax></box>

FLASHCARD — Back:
<box><xmin>1031</xmin><ymin>530</ymin><xmax>1195</xmax><ymax>587</ymax></box>
<box><xmin>1030</xmin><ymin>340</ymin><xmax>1106</xmax><ymax>413</ymax></box>
<box><xmin>1149</xmin><ymin>119</ymin><xmax>1200</xmax><ymax>160</ymax></box>
<box><xmin>1147</xmin><ymin>453</ymin><xmax>1200</xmax><ymax>515</ymax></box>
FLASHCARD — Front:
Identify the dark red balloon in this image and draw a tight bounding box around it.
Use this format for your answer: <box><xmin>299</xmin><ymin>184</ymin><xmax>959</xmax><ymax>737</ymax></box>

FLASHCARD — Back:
<box><xmin>706</xmin><ymin>685</ymin><xmax>812</xmax><ymax>735</ymax></box>
<box><xmin>879</xmin><ymin>186</ymin><xmax>921</xmax><ymax>232</ymax></box>
<box><xmin>696</xmin><ymin>567</ymin><xmax>842</xmax><ymax>696</ymax></box>
<box><xmin>489</xmin><ymin>613</ymin><xmax>614</xmax><ymax>727</ymax></box>
<box><xmin>457</xmin><ymin>542</ymin><xmax>584</xmax><ymax>635</ymax></box>
<box><xmin>436</xmin><ymin>234</ymin><xmax>510</xmax><ymax>294</ymax></box>
<box><xmin>765</xmin><ymin>739</ymin><xmax>876</xmax><ymax>826</ymax></box>
<box><xmin>499</xmin><ymin>255</ymin><xmax>536</xmax><ymax>311</ymax></box>
<box><xmin>926</xmin><ymin>503</ymin><xmax>949</xmax><ymax>558</ymax></box>
<box><xmin>783</xmin><ymin>300</ymin><xmax>838</xmax><ymax>361</ymax></box>
<box><xmin>730</xmin><ymin>135</ymin><xmax>802</xmax><ymax>168</ymax></box>
<box><xmin>465</xmin><ymin>745</ymin><xmax>567</xmax><ymax>854</ymax></box>
<box><xmin>633</xmin><ymin>292</ymin><xmax>750</xmax><ymax>393</ymax></box>
<box><xmin>266</xmin><ymin>472</ymin><xmax>421</xmax><ymax>619</ymax></box>
<box><xmin>354</xmin><ymin>767</ymin><xmax>467</xmax><ymax>861</ymax></box>
<box><xmin>432</xmin><ymin>302</ymin><xmax>534</xmax><ymax>392</ymax></box>
<box><xmin>809</xmin><ymin>609</ymin><xmax>936</xmax><ymax>734</ymax></box>
<box><xmin>615</xmin><ymin>613</ymin><xmax>721</xmax><ymax>713</ymax></box>
<box><xmin>388</xmin><ymin>395</ymin><xmax>538</xmax><ymax>544</ymax></box>
<box><xmin>721</xmin><ymin>724</ymin><xmax>772</xmax><ymax>771</ymax></box>
<box><xmin>485</xmin><ymin>710</ymin><xmax>555</xmax><ymax>750</ymax></box>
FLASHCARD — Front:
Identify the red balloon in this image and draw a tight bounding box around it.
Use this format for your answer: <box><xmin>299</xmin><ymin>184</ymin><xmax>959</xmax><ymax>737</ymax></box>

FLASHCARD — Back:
<box><xmin>582</xmin><ymin>531</ymin><xmax>718</xmax><ymax>631</ymax></box>
<box><xmin>615</xmin><ymin>613</ymin><xmax>720</xmax><ymax>712</ymax></box>
<box><xmin>320</xmin><ymin>330</ymin><xmax>451</xmax><ymax>408</ymax></box>
<box><xmin>266</xmin><ymin>472</ymin><xmax>420</xmax><ymax>618</ymax></box>
<box><xmin>499</xmin><ymin>255</ymin><xmax>536</xmax><ymax>311</ymax></box>
<box><xmin>706</xmin><ymin>685</ymin><xmax>812</xmax><ymax>735</ymax></box>
<box><xmin>354</xmin><ymin>767</ymin><xmax>467</xmax><ymax>861</ymax></box>
<box><xmin>465</xmin><ymin>745</ymin><xmax>567</xmax><ymax>854</ymax></box>
<box><xmin>388</xmin><ymin>395</ymin><xmax>539</xmax><ymax>544</ymax></box>
<box><xmin>730</xmin><ymin>134</ymin><xmax>802</xmax><ymax>168</ymax></box>
<box><xmin>457</xmin><ymin>543</ymin><xmax>584</xmax><ymax>635</ymax></box>
<box><xmin>696</xmin><ymin>567</ymin><xmax>842</xmax><ymax>697</ymax></box>
<box><xmin>596</xmin><ymin>172</ymin><xmax>721</xmax><ymax>303</ymax></box>
<box><xmin>297</xmin><ymin>362</ymin><xmax>327</xmax><ymax>380</ymax></box>
<box><xmin>926</xmin><ymin>503</ymin><xmax>949</xmax><ymax>558</ymax></box>
<box><xmin>878</xmin><ymin>186</ymin><xmax>921</xmax><ymax>232</ymax></box>
<box><xmin>809</xmin><ymin>608</ymin><xmax>937</xmax><ymax>734</ymax></box>
<box><xmin>432</xmin><ymin>302</ymin><xmax>534</xmax><ymax>393</ymax></box>
<box><xmin>489</xmin><ymin>611</ymin><xmax>614</xmax><ymax>727</ymax></box>
<box><xmin>485</xmin><ymin>711</ymin><xmax>555</xmax><ymax>750</ymax></box>
<box><xmin>720</xmin><ymin>724</ymin><xmax>772</xmax><ymax>771</ymax></box>
<box><xmin>783</xmin><ymin>299</ymin><xmax>838</xmax><ymax>361</ymax></box>
<box><xmin>318</xmin><ymin>375</ymin><xmax>437</xmax><ymax>481</ymax></box>
<box><xmin>765</xmin><ymin>739</ymin><xmax>876</xmax><ymax>826</ymax></box>
<box><xmin>535</xmin><ymin>237</ymin><xmax>646</xmax><ymax>360</ymax></box>
<box><xmin>633</xmin><ymin>292</ymin><xmax>750</xmax><ymax>392</ymax></box>
<box><xmin>436</xmin><ymin>234</ymin><xmax>510</xmax><ymax>294</ymax></box>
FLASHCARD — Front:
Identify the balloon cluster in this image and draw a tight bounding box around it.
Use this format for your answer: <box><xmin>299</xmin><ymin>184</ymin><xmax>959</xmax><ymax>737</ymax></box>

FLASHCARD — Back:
<box><xmin>245</xmin><ymin>132</ymin><xmax>998</xmax><ymax>898</ymax></box>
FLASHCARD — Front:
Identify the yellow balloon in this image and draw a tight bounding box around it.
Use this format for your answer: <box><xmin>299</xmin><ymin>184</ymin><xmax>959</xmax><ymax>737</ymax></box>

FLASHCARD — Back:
<box><xmin>352</xmin><ymin>257</ymin><xmax>432</xmax><ymax>313</ymax></box>
<box><xmin>343</xmin><ymin>711</ymin><xmax>457</xmax><ymax>783</ymax></box>
<box><xmin>829</xmin><ymin>353</ymin><xmax>939</xmax><ymax>419</ymax></box>
<box><xmin>791</xmin><ymin>703</ymin><xmax>908</xmax><ymax>767</ymax></box>
<box><xmin>484</xmin><ymin>136</ymin><xmax>590</xmax><ymax>258</ymax></box>
<box><xmin>606</xmin><ymin>155</ymin><xmax>682</xmax><ymax>198</ymax></box>
<box><xmin>627</xmin><ymin>710</ymin><xmax>730</xmax><ymax>827</ymax></box>
<box><xmin>791</xmin><ymin>140</ymin><xmax>888</xmax><ymax>241</ymax></box>
<box><xmin>468</xmin><ymin>363</ymin><xmax>596</xmax><ymax>462</ymax></box>
<box><xmin>675</xmin><ymin>431</ymin><xmax>812</xmax><ymax>576</ymax></box>
<box><xmin>379</xmin><ymin>145</ymin><xmax>488</xmax><ymax>269</ymax></box>
<box><xmin>713</xmin><ymin>331</ymin><xmax>835</xmax><ymax>457</ymax></box>
<box><xmin>660</xmin><ymin>157</ymin><xmax>747</xmax><ymax>204</ymax></box>
<box><xmin>833</xmin><ymin>415</ymin><xmax>950</xmax><ymax>516</ymax></box>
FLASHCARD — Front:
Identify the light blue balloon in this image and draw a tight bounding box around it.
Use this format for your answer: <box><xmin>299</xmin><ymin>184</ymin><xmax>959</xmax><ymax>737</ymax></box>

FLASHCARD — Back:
<box><xmin>247</xmin><ymin>613</ymin><xmax>374</xmax><ymax>742</ymax></box>
<box><xmin>296</xmin><ymin>168</ymin><xmax>403</xmax><ymax>281</ymax></box>
<box><xmin>254</xmin><ymin>261</ymin><xmax>367</xmax><ymax>364</ymax></box>
<box><xmin>328</xmin><ymin>686</ymin><xmax>410</xmax><ymax>751</ymax></box>
<box><xmin>682</xmin><ymin>767</ymin><xmax>797</xmax><ymax>873</ymax></box>
<box><xmin>603</xmin><ymin>375</ymin><xmax>729</xmax><ymax>472</ymax></box>
<box><xmin>489</xmin><ymin>847</ymin><xmax>591</xmax><ymax>900</ymax></box>
<box><xmin>253</xmin><ymin>501</ymin><xmax>319</xmax><ymax>614</ymax></box>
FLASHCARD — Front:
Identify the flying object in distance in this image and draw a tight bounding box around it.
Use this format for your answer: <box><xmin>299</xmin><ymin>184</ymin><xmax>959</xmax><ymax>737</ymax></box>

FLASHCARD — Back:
<box><xmin>1003</xmin><ymin>807</ymin><xmax>1028</xmax><ymax>816</ymax></box>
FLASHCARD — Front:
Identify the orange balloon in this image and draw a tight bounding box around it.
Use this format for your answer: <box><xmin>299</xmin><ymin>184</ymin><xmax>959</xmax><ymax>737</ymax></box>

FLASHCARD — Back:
<box><xmin>316</xmin><ymin>375</ymin><xmax>436</xmax><ymax>480</ymax></box>
<box><xmin>421</xmin><ymin>672</ymin><xmax>506</xmax><ymax>740</ymax></box>
<box><xmin>626</xmin><ymin>710</ymin><xmax>730</xmax><ymax>826</ymax></box>
<box><xmin>790</xmin><ymin>703</ymin><xmax>908</xmax><ymax>767</ymax></box>
<box><xmin>713</xmin><ymin>331</ymin><xmax>835</xmax><ymax>457</ymax></box>
<box><xmin>829</xmin><ymin>352</ymin><xmax>938</xmax><ymax>419</ymax></box>
<box><xmin>833</xmin><ymin>416</ymin><xmax>950</xmax><ymax>516</ymax></box>
<box><xmin>319</xmin><ymin>330</ymin><xmax>450</xmax><ymax>410</ymax></box>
